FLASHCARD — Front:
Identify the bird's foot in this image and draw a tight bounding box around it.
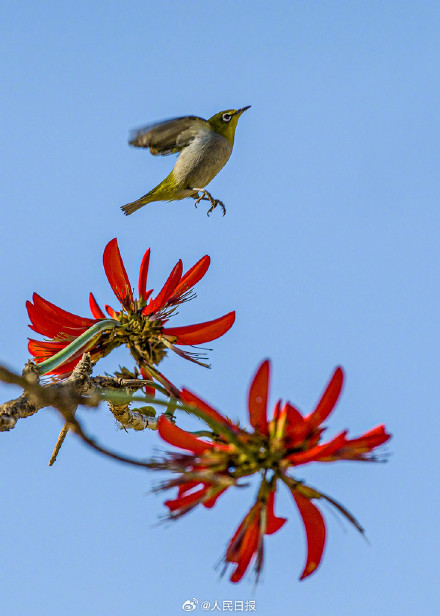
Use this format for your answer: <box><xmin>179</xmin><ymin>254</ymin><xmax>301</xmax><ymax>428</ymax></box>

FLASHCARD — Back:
<box><xmin>206</xmin><ymin>199</ymin><xmax>226</xmax><ymax>216</ymax></box>
<box><xmin>192</xmin><ymin>189</ymin><xmax>226</xmax><ymax>216</ymax></box>
<box><xmin>192</xmin><ymin>191</ymin><xmax>206</xmax><ymax>209</ymax></box>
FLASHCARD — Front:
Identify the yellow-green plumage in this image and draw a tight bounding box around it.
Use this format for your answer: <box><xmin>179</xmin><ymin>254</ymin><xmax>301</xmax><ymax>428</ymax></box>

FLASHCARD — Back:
<box><xmin>122</xmin><ymin>107</ymin><xmax>250</xmax><ymax>216</ymax></box>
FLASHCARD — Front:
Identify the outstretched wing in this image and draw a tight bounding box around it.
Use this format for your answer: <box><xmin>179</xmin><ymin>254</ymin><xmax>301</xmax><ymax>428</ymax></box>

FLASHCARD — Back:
<box><xmin>129</xmin><ymin>116</ymin><xmax>208</xmax><ymax>156</ymax></box>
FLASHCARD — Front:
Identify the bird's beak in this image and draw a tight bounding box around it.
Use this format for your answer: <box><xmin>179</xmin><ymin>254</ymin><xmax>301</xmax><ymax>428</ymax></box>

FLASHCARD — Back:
<box><xmin>235</xmin><ymin>105</ymin><xmax>251</xmax><ymax>117</ymax></box>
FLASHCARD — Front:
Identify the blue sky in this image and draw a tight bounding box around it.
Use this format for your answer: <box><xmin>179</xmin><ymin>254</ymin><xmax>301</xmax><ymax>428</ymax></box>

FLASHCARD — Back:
<box><xmin>1</xmin><ymin>2</ymin><xmax>439</xmax><ymax>614</ymax></box>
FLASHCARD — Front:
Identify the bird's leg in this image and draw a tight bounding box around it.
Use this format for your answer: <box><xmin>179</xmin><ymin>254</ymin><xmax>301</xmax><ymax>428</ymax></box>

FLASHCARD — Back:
<box><xmin>191</xmin><ymin>188</ymin><xmax>226</xmax><ymax>216</ymax></box>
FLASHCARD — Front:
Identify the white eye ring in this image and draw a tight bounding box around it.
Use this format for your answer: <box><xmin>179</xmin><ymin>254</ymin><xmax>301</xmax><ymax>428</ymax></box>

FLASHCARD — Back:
<box><xmin>222</xmin><ymin>113</ymin><xmax>232</xmax><ymax>122</ymax></box>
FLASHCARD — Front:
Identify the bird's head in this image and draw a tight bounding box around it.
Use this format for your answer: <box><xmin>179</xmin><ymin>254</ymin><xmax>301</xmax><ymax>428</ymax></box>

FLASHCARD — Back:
<box><xmin>208</xmin><ymin>106</ymin><xmax>251</xmax><ymax>144</ymax></box>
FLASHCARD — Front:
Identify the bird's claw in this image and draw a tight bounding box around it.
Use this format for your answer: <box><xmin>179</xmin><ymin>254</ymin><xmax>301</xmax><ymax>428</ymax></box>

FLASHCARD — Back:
<box><xmin>207</xmin><ymin>200</ymin><xmax>226</xmax><ymax>216</ymax></box>
<box><xmin>193</xmin><ymin>194</ymin><xmax>204</xmax><ymax>209</ymax></box>
<box><xmin>192</xmin><ymin>189</ymin><xmax>226</xmax><ymax>216</ymax></box>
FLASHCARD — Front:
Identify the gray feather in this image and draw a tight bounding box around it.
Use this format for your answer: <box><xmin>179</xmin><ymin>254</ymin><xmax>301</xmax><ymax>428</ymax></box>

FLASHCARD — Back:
<box><xmin>129</xmin><ymin>116</ymin><xmax>208</xmax><ymax>156</ymax></box>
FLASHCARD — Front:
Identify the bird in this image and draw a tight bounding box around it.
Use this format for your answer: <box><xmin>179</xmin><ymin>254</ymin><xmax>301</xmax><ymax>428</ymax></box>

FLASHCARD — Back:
<box><xmin>121</xmin><ymin>106</ymin><xmax>251</xmax><ymax>216</ymax></box>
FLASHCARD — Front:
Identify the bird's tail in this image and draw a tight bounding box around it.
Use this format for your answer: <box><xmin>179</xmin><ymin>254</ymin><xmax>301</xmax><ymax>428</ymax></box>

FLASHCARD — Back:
<box><xmin>121</xmin><ymin>191</ymin><xmax>157</xmax><ymax>215</ymax></box>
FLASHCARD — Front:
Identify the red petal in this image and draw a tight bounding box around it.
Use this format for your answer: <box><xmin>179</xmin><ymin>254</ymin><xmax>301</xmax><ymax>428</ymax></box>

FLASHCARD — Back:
<box><xmin>172</xmin><ymin>255</ymin><xmax>210</xmax><ymax>299</ymax></box>
<box><xmin>306</xmin><ymin>367</ymin><xmax>344</xmax><ymax>430</ymax></box>
<box><xmin>105</xmin><ymin>305</ymin><xmax>118</xmax><ymax>319</ymax></box>
<box><xmin>32</xmin><ymin>293</ymin><xmax>97</xmax><ymax>328</ymax></box>
<box><xmin>146</xmin><ymin>260</ymin><xmax>183</xmax><ymax>314</ymax></box>
<box><xmin>177</xmin><ymin>480</ymin><xmax>202</xmax><ymax>498</ymax></box>
<box><xmin>265</xmin><ymin>490</ymin><xmax>287</xmax><ymax>534</ymax></box>
<box><xmin>28</xmin><ymin>294</ymin><xmax>96</xmax><ymax>337</ymax></box>
<box><xmin>139</xmin><ymin>366</ymin><xmax>156</xmax><ymax>398</ymax></box>
<box><xmin>163</xmin><ymin>311</ymin><xmax>235</xmax><ymax>345</ymax></box>
<box><xmin>248</xmin><ymin>360</ymin><xmax>270</xmax><ymax>436</ymax></box>
<box><xmin>143</xmin><ymin>384</ymin><xmax>156</xmax><ymax>397</ymax></box>
<box><xmin>230</xmin><ymin>512</ymin><xmax>261</xmax><ymax>583</ymax></box>
<box><xmin>280</xmin><ymin>402</ymin><xmax>309</xmax><ymax>447</ymax></box>
<box><xmin>89</xmin><ymin>293</ymin><xmax>106</xmax><ymax>319</ymax></box>
<box><xmin>203</xmin><ymin>486</ymin><xmax>228</xmax><ymax>509</ymax></box>
<box><xmin>227</xmin><ymin>516</ymin><xmax>249</xmax><ymax>561</ymax></box>
<box><xmin>157</xmin><ymin>415</ymin><xmax>215</xmax><ymax>454</ymax></box>
<box><xmin>226</xmin><ymin>504</ymin><xmax>261</xmax><ymax>560</ymax></box>
<box><xmin>27</xmin><ymin>301</ymin><xmax>85</xmax><ymax>338</ymax></box>
<box><xmin>138</xmin><ymin>248</ymin><xmax>151</xmax><ymax>301</ymax></box>
<box><xmin>344</xmin><ymin>425</ymin><xmax>391</xmax><ymax>450</ymax></box>
<box><xmin>28</xmin><ymin>339</ymin><xmax>68</xmax><ymax>358</ymax></box>
<box><xmin>292</xmin><ymin>492</ymin><xmax>326</xmax><ymax>580</ymax></box>
<box><xmin>337</xmin><ymin>425</ymin><xmax>391</xmax><ymax>459</ymax></box>
<box><xmin>272</xmin><ymin>399</ymin><xmax>282</xmax><ymax>424</ymax></box>
<box><xmin>103</xmin><ymin>238</ymin><xmax>133</xmax><ymax>310</ymax></box>
<box><xmin>165</xmin><ymin>486</ymin><xmax>208</xmax><ymax>512</ymax></box>
<box><xmin>287</xmin><ymin>431</ymin><xmax>348</xmax><ymax>465</ymax></box>
<box><xmin>284</xmin><ymin>403</ymin><xmax>307</xmax><ymax>431</ymax></box>
<box><xmin>180</xmin><ymin>389</ymin><xmax>236</xmax><ymax>431</ymax></box>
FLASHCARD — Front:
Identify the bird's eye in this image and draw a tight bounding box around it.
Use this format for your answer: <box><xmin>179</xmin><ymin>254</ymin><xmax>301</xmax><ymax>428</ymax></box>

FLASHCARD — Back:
<box><xmin>222</xmin><ymin>113</ymin><xmax>232</xmax><ymax>122</ymax></box>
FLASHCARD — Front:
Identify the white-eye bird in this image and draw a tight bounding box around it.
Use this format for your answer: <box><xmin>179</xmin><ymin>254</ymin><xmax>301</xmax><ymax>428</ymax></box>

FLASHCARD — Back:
<box><xmin>121</xmin><ymin>106</ymin><xmax>251</xmax><ymax>216</ymax></box>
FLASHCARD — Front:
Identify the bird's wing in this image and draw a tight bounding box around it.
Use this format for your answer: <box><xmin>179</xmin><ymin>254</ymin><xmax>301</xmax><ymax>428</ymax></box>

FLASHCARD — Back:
<box><xmin>129</xmin><ymin>116</ymin><xmax>208</xmax><ymax>156</ymax></box>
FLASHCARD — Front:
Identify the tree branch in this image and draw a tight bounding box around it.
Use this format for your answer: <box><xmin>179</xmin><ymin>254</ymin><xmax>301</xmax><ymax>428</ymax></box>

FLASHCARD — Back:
<box><xmin>0</xmin><ymin>355</ymin><xmax>160</xmax><ymax>432</ymax></box>
<box><xmin>0</xmin><ymin>355</ymin><xmax>163</xmax><ymax>468</ymax></box>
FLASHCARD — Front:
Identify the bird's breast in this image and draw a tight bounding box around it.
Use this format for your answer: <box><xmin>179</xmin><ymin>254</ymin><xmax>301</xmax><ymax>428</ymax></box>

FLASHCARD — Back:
<box><xmin>172</xmin><ymin>131</ymin><xmax>233</xmax><ymax>189</ymax></box>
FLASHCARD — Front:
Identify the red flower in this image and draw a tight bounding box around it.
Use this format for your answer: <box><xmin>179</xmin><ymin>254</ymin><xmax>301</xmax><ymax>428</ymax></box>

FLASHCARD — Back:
<box><xmin>27</xmin><ymin>239</ymin><xmax>235</xmax><ymax>385</ymax></box>
<box><xmin>151</xmin><ymin>361</ymin><xmax>391</xmax><ymax>582</ymax></box>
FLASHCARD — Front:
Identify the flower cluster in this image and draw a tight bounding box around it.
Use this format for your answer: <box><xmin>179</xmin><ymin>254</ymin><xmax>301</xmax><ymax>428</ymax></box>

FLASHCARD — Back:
<box><xmin>151</xmin><ymin>361</ymin><xmax>390</xmax><ymax>582</ymax></box>
<box><xmin>24</xmin><ymin>236</ymin><xmax>391</xmax><ymax>584</ymax></box>
<box><xmin>27</xmin><ymin>239</ymin><xmax>235</xmax><ymax>388</ymax></box>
